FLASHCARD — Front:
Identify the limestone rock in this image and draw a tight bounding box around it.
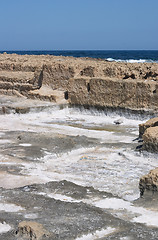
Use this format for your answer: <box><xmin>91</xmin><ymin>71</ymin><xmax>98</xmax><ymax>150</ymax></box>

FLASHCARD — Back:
<box><xmin>80</xmin><ymin>66</ymin><xmax>95</xmax><ymax>77</ymax></box>
<box><xmin>69</xmin><ymin>77</ymin><xmax>158</xmax><ymax>111</ymax></box>
<box><xmin>16</xmin><ymin>221</ymin><xmax>50</xmax><ymax>240</ymax></box>
<box><xmin>142</xmin><ymin>126</ymin><xmax>158</xmax><ymax>152</ymax></box>
<box><xmin>139</xmin><ymin>168</ymin><xmax>158</xmax><ymax>196</ymax></box>
<box><xmin>0</xmin><ymin>53</ymin><xmax>158</xmax><ymax>110</ymax></box>
<box><xmin>0</xmin><ymin>70</ymin><xmax>42</xmax><ymax>94</ymax></box>
<box><xmin>24</xmin><ymin>85</ymin><xmax>67</xmax><ymax>103</ymax></box>
<box><xmin>139</xmin><ymin>117</ymin><xmax>158</xmax><ymax>137</ymax></box>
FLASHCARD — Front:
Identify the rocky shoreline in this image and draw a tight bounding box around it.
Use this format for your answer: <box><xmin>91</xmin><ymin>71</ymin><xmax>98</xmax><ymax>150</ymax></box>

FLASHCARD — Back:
<box><xmin>0</xmin><ymin>53</ymin><xmax>158</xmax><ymax>239</ymax></box>
<box><xmin>0</xmin><ymin>53</ymin><xmax>158</xmax><ymax>110</ymax></box>
<box><xmin>0</xmin><ymin>53</ymin><xmax>158</xmax><ymax>153</ymax></box>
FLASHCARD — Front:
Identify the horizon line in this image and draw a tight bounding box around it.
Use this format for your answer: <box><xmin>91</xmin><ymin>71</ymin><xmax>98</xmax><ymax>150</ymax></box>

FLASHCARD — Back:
<box><xmin>0</xmin><ymin>49</ymin><xmax>158</xmax><ymax>52</ymax></box>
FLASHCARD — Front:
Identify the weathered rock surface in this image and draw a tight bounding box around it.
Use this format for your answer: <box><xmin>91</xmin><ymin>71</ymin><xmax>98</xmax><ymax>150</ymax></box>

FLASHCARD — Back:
<box><xmin>0</xmin><ymin>53</ymin><xmax>158</xmax><ymax>111</ymax></box>
<box><xmin>138</xmin><ymin>118</ymin><xmax>158</xmax><ymax>196</ymax></box>
<box><xmin>69</xmin><ymin>77</ymin><xmax>158</xmax><ymax>111</ymax></box>
<box><xmin>138</xmin><ymin>117</ymin><xmax>158</xmax><ymax>152</ymax></box>
<box><xmin>139</xmin><ymin>117</ymin><xmax>158</xmax><ymax>137</ymax></box>
<box><xmin>139</xmin><ymin>168</ymin><xmax>158</xmax><ymax>196</ymax></box>
<box><xmin>0</xmin><ymin>53</ymin><xmax>157</xmax><ymax>81</ymax></box>
<box><xmin>0</xmin><ymin>93</ymin><xmax>158</xmax><ymax>239</ymax></box>
<box><xmin>16</xmin><ymin>221</ymin><xmax>50</xmax><ymax>240</ymax></box>
<box><xmin>142</xmin><ymin>126</ymin><xmax>158</xmax><ymax>152</ymax></box>
<box><xmin>0</xmin><ymin>70</ymin><xmax>41</xmax><ymax>91</ymax></box>
<box><xmin>1</xmin><ymin>180</ymin><xmax>158</xmax><ymax>240</ymax></box>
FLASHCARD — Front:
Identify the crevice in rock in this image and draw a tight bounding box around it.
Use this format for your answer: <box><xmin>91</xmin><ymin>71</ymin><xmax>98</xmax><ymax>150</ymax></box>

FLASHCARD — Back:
<box><xmin>153</xmin><ymin>89</ymin><xmax>156</xmax><ymax>94</ymax></box>
<box><xmin>87</xmin><ymin>83</ymin><xmax>90</xmax><ymax>92</ymax></box>
<box><xmin>64</xmin><ymin>91</ymin><xmax>69</xmax><ymax>100</ymax></box>
<box><xmin>123</xmin><ymin>73</ymin><xmax>136</xmax><ymax>79</ymax></box>
<box><xmin>38</xmin><ymin>70</ymin><xmax>43</xmax><ymax>88</ymax></box>
<box><xmin>144</xmin><ymin>71</ymin><xmax>158</xmax><ymax>79</ymax></box>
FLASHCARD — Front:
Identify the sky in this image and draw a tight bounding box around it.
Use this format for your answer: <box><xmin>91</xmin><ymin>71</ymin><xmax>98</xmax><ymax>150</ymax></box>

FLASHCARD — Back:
<box><xmin>0</xmin><ymin>0</ymin><xmax>158</xmax><ymax>50</ymax></box>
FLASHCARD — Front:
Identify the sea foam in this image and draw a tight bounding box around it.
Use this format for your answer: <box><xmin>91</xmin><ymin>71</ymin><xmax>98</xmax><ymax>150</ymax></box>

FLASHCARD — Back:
<box><xmin>106</xmin><ymin>58</ymin><xmax>153</xmax><ymax>63</ymax></box>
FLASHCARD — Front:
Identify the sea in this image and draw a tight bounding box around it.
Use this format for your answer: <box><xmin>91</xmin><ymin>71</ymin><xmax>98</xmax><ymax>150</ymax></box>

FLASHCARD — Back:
<box><xmin>0</xmin><ymin>50</ymin><xmax>158</xmax><ymax>63</ymax></box>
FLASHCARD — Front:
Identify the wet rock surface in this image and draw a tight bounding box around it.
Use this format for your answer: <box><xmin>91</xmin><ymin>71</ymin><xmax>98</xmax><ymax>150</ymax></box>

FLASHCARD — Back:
<box><xmin>1</xmin><ymin>181</ymin><xmax>158</xmax><ymax>240</ymax></box>
<box><xmin>0</xmin><ymin>96</ymin><xmax>158</xmax><ymax>239</ymax></box>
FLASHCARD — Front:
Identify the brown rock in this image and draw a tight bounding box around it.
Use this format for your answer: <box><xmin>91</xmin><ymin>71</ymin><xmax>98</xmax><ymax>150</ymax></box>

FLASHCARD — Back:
<box><xmin>80</xmin><ymin>66</ymin><xmax>95</xmax><ymax>77</ymax></box>
<box><xmin>139</xmin><ymin>168</ymin><xmax>158</xmax><ymax>196</ymax></box>
<box><xmin>0</xmin><ymin>70</ymin><xmax>43</xmax><ymax>93</ymax></box>
<box><xmin>16</xmin><ymin>221</ymin><xmax>50</xmax><ymax>240</ymax></box>
<box><xmin>142</xmin><ymin>126</ymin><xmax>158</xmax><ymax>152</ymax></box>
<box><xmin>69</xmin><ymin>77</ymin><xmax>158</xmax><ymax>110</ymax></box>
<box><xmin>139</xmin><ymin>117</ymin><xmax>158</xmax><ymax>137</ymax></box>
<box><xmin>0</xmin><ymin>53</ymin><xmax>158</xmax><ymax>110</ymax></box>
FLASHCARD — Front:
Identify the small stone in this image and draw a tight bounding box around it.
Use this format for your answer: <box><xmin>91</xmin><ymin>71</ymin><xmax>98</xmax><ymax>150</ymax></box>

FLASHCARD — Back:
<box><xmin>114</xmin><ymin>118</ymin><xmax>123</xmax><ymax>125</ymax></box>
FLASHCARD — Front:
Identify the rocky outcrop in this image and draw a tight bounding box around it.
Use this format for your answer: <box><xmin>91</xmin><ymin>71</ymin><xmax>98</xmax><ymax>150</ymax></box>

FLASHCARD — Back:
<box><xmin>0</xmin><ymin>53</ymin><xmax>158</xmax><ymax>110</ymax></box>
<box><xmin>0</xmin><ymin>69</ymin><xmax>42</xmax><ymax>97</ymax></box>
<box><xmin>1</xmin><ymin>53</ymin><xmax>158</xmax><ymax>81</ymax></box>
<box><xmin>68</xmin><ymin>77</ymin><xmax>158</xmax><ymax>111</ymax></box>
<box><xmin>25</xmin><ymin>86</ymin><xmax>67</xmax><ymax>104</ymax></box>
<box><xmin>139</xmin><ymin>168</ymin><xmax>158</xmax><ymax>196</ymax></box>
<box><xmin>43</xmin><ymin>64</ymin><xmax>75</xmax><ymax>90</ymax></box>
<box><xmin>138</xmin><ymin>117</ymin><xmax>158</xmax><ymax>152</ymax></box>
<box><xmin>139</xmin><ymin>117</ymin><xmax>158</xmax><ymax>137</ymax></box>
<box><xmin>139</xmin><ymin>116</ymin><xmax>158</xmax><ymax>191</ymax></box>
<box><xmin>16</xmin><ymin>221</ymin><xmax>50</xmax><ymax>240</ymax></box>
<box><xmin>142</xmin><ymin>126</ymin><xmax>158</xmax><ymax>152</ymax></box>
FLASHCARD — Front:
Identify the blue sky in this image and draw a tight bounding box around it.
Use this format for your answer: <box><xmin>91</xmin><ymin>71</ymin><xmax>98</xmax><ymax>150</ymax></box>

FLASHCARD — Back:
<box><xmin>0</xmin><ymin>0</ymin><xmax>158</xmax><ymax>50</ymax></box>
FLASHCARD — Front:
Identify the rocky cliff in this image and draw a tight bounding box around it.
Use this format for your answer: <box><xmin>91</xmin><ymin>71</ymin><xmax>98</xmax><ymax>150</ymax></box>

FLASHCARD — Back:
<box><xmin>0</xmin><ymin>53</ymin><xmax>158</xmax><ymax>112</ymax></box>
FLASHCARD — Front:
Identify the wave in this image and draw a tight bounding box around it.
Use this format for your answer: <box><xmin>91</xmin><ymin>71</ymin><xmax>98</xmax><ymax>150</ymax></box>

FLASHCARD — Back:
<box><xmin>106</xmin><ymin>58</ymin><xmax>156</xmax><ymax>63</ymax></box>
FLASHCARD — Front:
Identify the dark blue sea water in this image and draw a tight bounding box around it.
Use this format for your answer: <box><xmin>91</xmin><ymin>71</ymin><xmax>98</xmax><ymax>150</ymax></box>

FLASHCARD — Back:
<box><xmin>0</xmin><ymin>50</ymin><xmax>158</xmax><ymax>62</ymax></box>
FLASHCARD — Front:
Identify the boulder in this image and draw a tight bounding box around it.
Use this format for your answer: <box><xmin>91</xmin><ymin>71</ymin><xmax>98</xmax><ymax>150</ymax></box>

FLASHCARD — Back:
<box><xmin>142</xmin><ymin>126</ymin><xmax>158</xmax><ymax>152</ymax></box>
<box><xmin>16</xmin><ymin>221</ymin><xmax>50</xmax><ymax>240</ymax></box>
<box><xmin>139</xmin><ymin>117</ymin><xmax>158</xmax><ymax>137</ymax></box>
<box><xmin>139</xmin><ymin>168</ymin><xmax>158</xmax><ymax>196</ymax></box>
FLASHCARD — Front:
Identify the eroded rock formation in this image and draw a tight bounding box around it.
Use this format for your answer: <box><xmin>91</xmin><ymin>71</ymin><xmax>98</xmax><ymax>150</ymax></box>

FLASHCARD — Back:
<box><xmin>138</xmin><ymin>118</ymin><xmax>158</xmax><ymax>196</ymax></box>
<box><xmin>139</xmin><ymin>117</ymin><xmax>158</xmax><ymax>152</ymax></box>
<box><xmin>16</xmin><ymin>221</ymin><xmax>50</xmax><ymax>240</ymax></box>
<box><xmin>139</xmin><ymin>117</ymin><xmax>158</xmax><ymax>137</ymax></box>
<box><xmin>142</xmin><ymin>126</ymin><xmax>158</xmax><ymax>152</ymax></box>
<box><xmin>68</xmin><ymin>77</ymin><xmax>158</xmax><ymax>111</ymax></box>
<box><xmin>0</xmin><ymin>53</ymin><xmax>158</xmax><ymax>112</ymax></box>
<box><xmin>139</xmin><ymin>168</ymin><xmax>158</xmax><ymax>196</ymax></box>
